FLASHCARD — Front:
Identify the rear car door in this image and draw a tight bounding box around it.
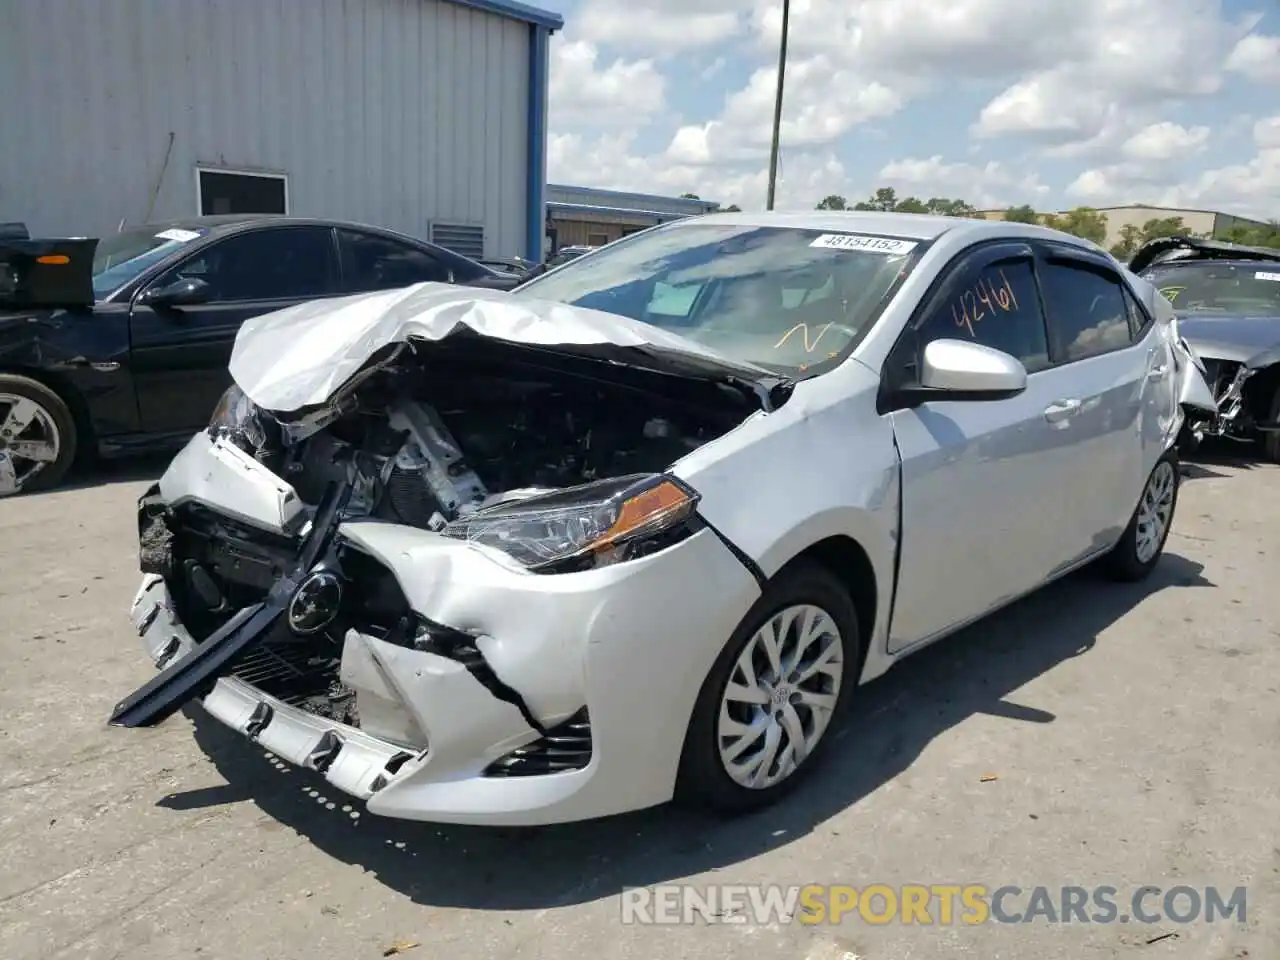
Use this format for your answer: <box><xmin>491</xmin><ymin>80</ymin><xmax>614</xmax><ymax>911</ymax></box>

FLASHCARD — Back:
<box><xmin>129</xmin><ymin>225</ymin><xmax>340</xmax><ymax>434</ymax></box>
<box><xmin>1034</xmin><ymin>245</ymin><xmax>1155</xmax><ymax>549</ymax></box>
<box><xmin>886</xmin><ymin>243</ymin><xmax>1082</xmax><ymax>651</ymax></box>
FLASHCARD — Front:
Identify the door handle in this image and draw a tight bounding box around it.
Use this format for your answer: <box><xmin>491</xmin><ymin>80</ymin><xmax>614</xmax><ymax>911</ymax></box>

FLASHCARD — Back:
<box><xmin>1044</xmin><ymin>399</ymin><xmax>1082</xmax><ymax>423</ymax></box>
<box><xmin>1148</xmin><ymin>363</ymin><xmax>1169</xmax><ymax>381</ymax></box>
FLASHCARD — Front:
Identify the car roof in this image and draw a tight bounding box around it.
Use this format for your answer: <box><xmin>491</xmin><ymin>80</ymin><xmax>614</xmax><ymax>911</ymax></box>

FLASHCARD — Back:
<box><xmin>131</xmin><ymin>214</ymin><xmax>433</xmax><ymax>242</ymax></box>
<box><xmin>673</xmin><ymin>209</ymin><xmax>1105</xmax><ymax>249</ymax></box>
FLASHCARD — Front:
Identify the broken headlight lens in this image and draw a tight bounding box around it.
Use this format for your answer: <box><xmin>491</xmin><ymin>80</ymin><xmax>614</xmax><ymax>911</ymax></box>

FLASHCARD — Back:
<box><xmin>208</xmin><ymin>383</ymin><xmax>267</xmax><ymax>450</ymax></box>
<box><xmin>441</xmin><ymin>473</ymin><xmax>700</xmax><ymax>572</ymax></box>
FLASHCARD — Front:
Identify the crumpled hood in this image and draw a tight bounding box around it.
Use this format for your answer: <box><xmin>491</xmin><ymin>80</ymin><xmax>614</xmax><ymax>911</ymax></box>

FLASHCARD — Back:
<box><xmin>229</xmin><ymin>282</ymin><xmax>787</xmax><ymax>414</ymax></box>
<box><xmin>1176</xmin><ymin>312</ymin><xmax>1280</xmax><ymax>364</ymax></box>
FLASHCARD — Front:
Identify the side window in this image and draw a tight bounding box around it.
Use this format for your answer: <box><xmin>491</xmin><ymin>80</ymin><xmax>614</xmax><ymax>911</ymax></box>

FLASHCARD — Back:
<box><xmin>1038</xmin><ymin>261</ymin><xmax>1132</xmax><ymax>362</ymax></box>
<box><xmin>338</xmin><ymin>230</ymin><xmax>452</xmax><ymax>291</ymax></box>
<box><xmin>159</xmin><ymin>227</ymin><xmax>337</xmax><ymax>302</ymax></box>
<box><xmin>646</xmin><ymin>281</ymin><xmax>703</xmax><ymax>318</ymax></box>
<box><xmin>920</xmin><ymin>258</ymin><xmax>1050</xmax><ymax>373</ymax></box>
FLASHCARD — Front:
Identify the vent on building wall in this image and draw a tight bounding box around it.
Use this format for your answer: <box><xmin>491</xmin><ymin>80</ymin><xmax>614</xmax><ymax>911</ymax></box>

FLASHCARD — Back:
<box><xmin>431</xmin><ymin>222</ymin><xmax>485</xmax><ymax>261</ymax></box>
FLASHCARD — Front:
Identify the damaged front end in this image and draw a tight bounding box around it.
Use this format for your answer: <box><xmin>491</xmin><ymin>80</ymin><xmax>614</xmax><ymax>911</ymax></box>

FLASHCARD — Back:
<box><xmin>113</xmin><ymin>310</ymin><xmax>772</xmax><ymax>822</ymax></box>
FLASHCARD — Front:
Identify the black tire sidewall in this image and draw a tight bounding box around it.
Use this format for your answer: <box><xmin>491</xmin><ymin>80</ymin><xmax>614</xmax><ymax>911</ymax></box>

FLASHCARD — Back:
<box><xmin>1264</xmin><ymin>382</ymin><xmax>1280</xmax><ymax>463</ymax></box>
<box><xmin>0</xmin><ymin>375</ymin><xmax>77</xmax><ymax>494</ymax></box>
<box><xmin>676</xmin><ymin>560</ymin><xmax>861</xmax><ymax>812</ymax></box>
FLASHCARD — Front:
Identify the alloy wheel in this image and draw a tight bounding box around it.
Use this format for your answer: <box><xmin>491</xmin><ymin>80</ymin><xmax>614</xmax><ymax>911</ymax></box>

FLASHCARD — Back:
<box><xmin>717</xmin><ymin>603</ymin><xmax>845</xmax><ymax>790</ymax></box>
<box><xmin>0</xmin><ymin>394</ymin><xmax>62</xmax><ymax>496</ymax></box>
<box><xmin>1134</xmin><ymin>460</ymin><xmax>1176</xmax><ymax>564</ymax></box>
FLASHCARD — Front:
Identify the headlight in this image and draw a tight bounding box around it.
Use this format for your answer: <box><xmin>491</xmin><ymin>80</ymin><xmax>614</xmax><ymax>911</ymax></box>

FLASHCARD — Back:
<box><xmin>441</xmin><ymin>473</ymin><xmax>701</xmax><ymax>572</ymax></box>
<box><xmin>208</xmin><ymin>384</ymin><xmax>267</xmax><ymax>449</ymax></box>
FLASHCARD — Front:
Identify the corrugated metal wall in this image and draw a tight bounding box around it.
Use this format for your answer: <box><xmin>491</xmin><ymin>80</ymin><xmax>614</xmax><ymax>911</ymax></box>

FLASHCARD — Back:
<box><xmin>0</xmin><ymin>0</ymin><xmax>529</xmax><ymax>257</ymax></box>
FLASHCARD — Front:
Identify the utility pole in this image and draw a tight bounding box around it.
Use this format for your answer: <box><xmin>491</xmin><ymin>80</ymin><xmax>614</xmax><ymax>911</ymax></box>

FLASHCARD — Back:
<box><xmin>765</xmin><ymin>0</ymin><xmax>791</xmax><ymax>211</ymax></box>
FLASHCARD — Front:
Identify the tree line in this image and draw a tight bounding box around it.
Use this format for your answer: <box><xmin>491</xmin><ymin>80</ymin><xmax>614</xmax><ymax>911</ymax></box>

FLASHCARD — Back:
<box><xmin>813</xmin><ymin>188</ymin><xmax>1280</xmax><ymax>259</ymax></box>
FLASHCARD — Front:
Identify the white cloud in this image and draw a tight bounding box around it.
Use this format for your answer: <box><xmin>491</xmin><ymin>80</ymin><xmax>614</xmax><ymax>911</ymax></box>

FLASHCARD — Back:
<box><xmin>1226</xmin><ymin>33</ymin><xmax>1280</xmax><ymax>84</ymax></box>
<box><xmin>1119</xmin><ymin>122</ymin><xmax>1210</xmax><ymax>162</ymax></box>
<box><xmin>542</xmin><ymin>0</ymin><xmax>1280</xmax><ymax>219</ymax></box>
<box><xmin>547</xmin><ymin>39</ymin><xmax>665</xmax><ymax>131</ymax></box>
<box><xmin>547</xmin><ymin>131</ymin><xmax>851</xmax><ymax>210</ymax></box>
<box><xmin>573</xmin><ymin>0</ymin><xmax>744</xmax><ymax>52</ymax></box>
<box><xmin>970</xmin><ymin>0</ymin><xmax>1259</xmax><ymax>151</ymax></box>
<box><xmin>1066</xmin><ymin>116</ymin><xmax>1280</xmax><ymax>217</ymax></box>
<box><xmin>876</xmin><ymin>155</ymin><xmax>1050</xmax><ymax>209</ymax></box>
<box><xmin>666</xmin><ymin>57</ymin><xmax>902</xmax><ymax>164</ymax></box>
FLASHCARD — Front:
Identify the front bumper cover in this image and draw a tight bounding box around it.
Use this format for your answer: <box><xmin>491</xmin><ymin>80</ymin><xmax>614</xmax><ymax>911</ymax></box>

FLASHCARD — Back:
<box><xmin>115</xmin><ymin>436</ymin><xmax>762</xmax><ymax>826</ymax></box>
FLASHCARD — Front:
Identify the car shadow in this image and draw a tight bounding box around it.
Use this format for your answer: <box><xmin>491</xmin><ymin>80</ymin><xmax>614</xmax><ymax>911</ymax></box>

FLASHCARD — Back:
<box><xmin>167</xmin><ymin>553</ymin><xmax>1213</xmax><ymax>911</ymax></box>
<box><xmin>58</xmin><ymin>453</ymin><xmax>172</xmax><ymax>493</ymax></box>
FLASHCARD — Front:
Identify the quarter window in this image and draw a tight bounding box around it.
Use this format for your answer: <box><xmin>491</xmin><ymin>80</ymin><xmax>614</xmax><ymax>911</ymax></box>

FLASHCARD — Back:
<box><xmin>338</xmin><ymin>230</ymin><xmax>452</xmax><ymax>291</ymax></box>
<box><xmin>1039</xmin><ymin>261</ymin><xmax>1132</xmax><ymax>362</ymax></box>
<box><xmin>920</xmin><ymin>258</ymin><xmax>1050</xmax><ymax>372</ymax></box>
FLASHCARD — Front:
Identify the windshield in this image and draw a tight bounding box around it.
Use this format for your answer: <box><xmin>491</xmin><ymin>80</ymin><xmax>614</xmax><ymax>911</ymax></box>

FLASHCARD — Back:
<box><xmin>513</xmin><ymin>222</ymin><xmax>921</xmax><ymax>375</ymax></box>
<box><xmin>1144</xmin><ymin>261</ymin><xmax>1280</xmax><ymax>315</ymax></box>
<box><xmin>91</xmin><ymin>226</ymin><xmax>206</xmax><ymax>298</ymax></box>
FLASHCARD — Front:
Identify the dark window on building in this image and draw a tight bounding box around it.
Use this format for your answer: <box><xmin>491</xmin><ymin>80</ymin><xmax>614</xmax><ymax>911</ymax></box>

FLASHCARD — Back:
<box><xmin>1039</xmin><ymin>261</ymin><xmax>1133</xmax><ymax>362</ymax></box>
<box><xmin>159</xmin><ymin>226</ymin><xmax>336</xmax><ymax>301</ymax></box>
<box><xmin>919</xmin><ymin>258</ymin><xmax>1050</xmax><ymax>372</ymax></box>
<box><xmin>337</xmin><ymin>229</ymin><xmax>453</xmax><ymax>291</ymax></box>
<box><xmin>198</xmin><ymin>170</ymin><xmax>287</xmax><ymax>216</ymax></box>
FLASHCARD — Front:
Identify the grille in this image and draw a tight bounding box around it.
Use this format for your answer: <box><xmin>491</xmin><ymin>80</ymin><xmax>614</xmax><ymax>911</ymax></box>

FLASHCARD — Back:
<box><xmin>484</xmin><ymin>707</ymin><xmax>592</xmax><ymax>777</ymax></box>
<box><xmin>231</xmin><ymin>639</ymin><xmax>342</xmax><ymax>706</ymax></box>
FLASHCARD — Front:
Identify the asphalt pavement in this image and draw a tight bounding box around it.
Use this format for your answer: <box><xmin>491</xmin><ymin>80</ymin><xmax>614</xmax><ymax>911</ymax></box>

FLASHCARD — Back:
<box><xmin>1</xmin><ymin>453</ymin><xmax>1277</xmax><ymax>960</ymax></box>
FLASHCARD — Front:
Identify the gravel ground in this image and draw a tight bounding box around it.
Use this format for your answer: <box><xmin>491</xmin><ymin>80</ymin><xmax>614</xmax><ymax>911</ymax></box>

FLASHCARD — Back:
<box><xmin>1</xmin><ymin>453</ymin><xmax>1277</xmax><ymax>960</ymax></box>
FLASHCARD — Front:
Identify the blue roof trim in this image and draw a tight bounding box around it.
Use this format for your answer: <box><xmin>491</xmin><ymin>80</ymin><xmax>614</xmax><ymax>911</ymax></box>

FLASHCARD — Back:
<box><xmin>547</xmin><ymin>183</ymin><xmax>720</xmax><ymax>211</ymax></box>
<box><xmin>547</xmin><ymin>201</ymin><xmax>695</xmax><ymax>221</ymax></box>
<box><xmin>446</xmin><ymin>0</ymin><xmax>564</xmax><ymax>31</ymax></box>
<box><xmin>525</xmin><ymin>25</ymin><xmax>550</xmax><ymax>260</ymax></box>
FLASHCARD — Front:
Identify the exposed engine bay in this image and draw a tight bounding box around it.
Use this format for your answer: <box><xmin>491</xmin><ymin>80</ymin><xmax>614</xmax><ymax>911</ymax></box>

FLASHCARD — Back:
<box><xmin>135</xmin><ymin>338</ymin><xmax>759</xmax><ymax>733</ymax></box>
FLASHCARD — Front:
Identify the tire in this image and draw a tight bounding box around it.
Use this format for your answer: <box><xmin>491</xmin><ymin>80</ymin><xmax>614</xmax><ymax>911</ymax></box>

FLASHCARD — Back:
<box><xmin>1262</xmin><ymin>384</ymin><xmax>1280</xmax><ymax>464</ymax></box>
<box><xmin>676</xmin><ymin>559</ymin><xmax>860</xmax><ymax>815</ymax></box>
<box><xmin>0</xmin><ymin>374</ymin><xmax>78</xmax><ymax>497</ymax></box>
<box><xmin>1102</xmin><ymin>450</ymin><xmax>1179</xmax><ymax>582</ymax></box>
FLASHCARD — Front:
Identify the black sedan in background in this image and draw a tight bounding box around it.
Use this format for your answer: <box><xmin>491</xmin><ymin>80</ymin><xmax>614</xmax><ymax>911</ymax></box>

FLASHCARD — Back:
<box><xmin>0</xmin><ymin>215</ymin><xmax>520</xmax><ymax>496</ymax></box>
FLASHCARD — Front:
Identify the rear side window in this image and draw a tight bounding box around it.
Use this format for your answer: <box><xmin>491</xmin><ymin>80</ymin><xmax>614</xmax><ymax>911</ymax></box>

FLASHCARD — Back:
<box><xmin>338</xmin><ymin>230</ymin><xmax>452</xmax><ymax>291</ymax></box>
<box><xmin>919</xmin><ymin>258</ymin><xmax>1050</xmax><ymax>372</ymax></box>
<box><xmin>1038</xmin><ymin>261</ymin><xmax>1133</xmax><ymax>362</ymax></box>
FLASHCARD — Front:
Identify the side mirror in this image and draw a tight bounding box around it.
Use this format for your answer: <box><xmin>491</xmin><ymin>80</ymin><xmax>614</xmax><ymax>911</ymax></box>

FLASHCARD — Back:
<box><xmin>898</xmin><ymin>338</ymin><xmax>1027</xmax><ymax>405</ymax></box>
<box><xmin>140</xmin><ymin>276</ymin><xmax>211</xmax><ymax>307</ymax></box>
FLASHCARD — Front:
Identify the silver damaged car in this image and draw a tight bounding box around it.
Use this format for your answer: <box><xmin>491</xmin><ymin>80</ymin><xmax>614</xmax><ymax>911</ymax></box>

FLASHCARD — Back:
<box><xmin>112</xmin><ymin>212</ymin><xmax>1216</xmax><ymax>826</ymax></box>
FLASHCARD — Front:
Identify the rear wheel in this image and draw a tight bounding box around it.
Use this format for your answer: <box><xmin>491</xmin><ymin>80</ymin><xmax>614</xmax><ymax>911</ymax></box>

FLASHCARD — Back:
<box><xmin>0</xmin><ymin>374</ymin><xmax>77</xmax><ymax>497</ymax></box>
<box><xmin>1102</xmin><ymin>451</ymin><xmax>1179</xmax><ymax>582</ymax></box>
<box><xmin>676</xmin><ymin>560</ymin><xmax>860</xmax><ymax>814</ymax></box>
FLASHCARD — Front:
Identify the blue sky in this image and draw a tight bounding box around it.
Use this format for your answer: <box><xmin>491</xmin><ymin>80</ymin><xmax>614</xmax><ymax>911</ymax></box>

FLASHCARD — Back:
<box><xmin>536</xmin><ymin>0</ymin><xmax>1280</xmax><ymax>217</ymax></box>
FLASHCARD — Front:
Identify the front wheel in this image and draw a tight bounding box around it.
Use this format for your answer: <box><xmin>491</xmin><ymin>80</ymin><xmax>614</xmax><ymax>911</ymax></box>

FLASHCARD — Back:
<box><xmin>676</xmin><ymin>560</ymin><xmax>860</xmax><ymax>814</ymax></box>
<box><xmin>0</xmin><ymin>374</ymin><xmax>78</xmax><ymax>497</ymax></box>
<box><xmin>1102</xmin><ymin>451</ymin><xmax>1179</xmax><ymax>582</ymax></box>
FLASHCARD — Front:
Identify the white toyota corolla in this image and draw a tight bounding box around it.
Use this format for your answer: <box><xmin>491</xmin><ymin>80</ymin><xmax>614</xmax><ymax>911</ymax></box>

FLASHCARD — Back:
<box><xmin>112</xmin><ymin>212</ymin><xmax>1216</xmax><ymax>826</ymax></box>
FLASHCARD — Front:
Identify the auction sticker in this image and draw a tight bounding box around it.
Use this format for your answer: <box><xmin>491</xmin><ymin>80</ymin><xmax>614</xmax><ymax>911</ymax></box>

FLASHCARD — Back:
<box><xmin>1255</xmin><ymin>270</ymin><xmax>1280</xmax><ymax>282</ymax></box>
<box><xmin>155</xmin><ymin>228</ymin><xmax>202</xmax><ymax>243</ymax></box>
<box><xmin>810</xmin><ymin>233</ymin><xmax>917</xmax><ymax>255</ymax></box>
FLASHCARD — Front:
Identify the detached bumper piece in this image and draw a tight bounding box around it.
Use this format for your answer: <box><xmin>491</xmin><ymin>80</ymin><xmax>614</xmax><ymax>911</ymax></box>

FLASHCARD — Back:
<box><xmin>484</xmin><ymin>707</ymin><xmax>593</xmax><ymax>777</ymax></box>
<box><xmin>109</xmin><ymin>480</ymin><xmax>352</xmax><ymax>728</ymax></box>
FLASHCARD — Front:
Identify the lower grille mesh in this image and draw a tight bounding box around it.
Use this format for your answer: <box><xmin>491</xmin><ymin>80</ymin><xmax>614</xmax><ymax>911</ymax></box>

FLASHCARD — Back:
<box><xmin>484</xmin><ymin>707</ymin><xmax>592</xmax><ymax>777</ymax></box>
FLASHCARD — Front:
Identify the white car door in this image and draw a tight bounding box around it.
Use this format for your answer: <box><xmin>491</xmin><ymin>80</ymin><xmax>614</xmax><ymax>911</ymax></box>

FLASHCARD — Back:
<box><xmin>883</xmin><ymin>242</ymin><xmax>1086</xmax><ymax>652</ymax></box>
<box><xmin>1034</xmin><ymin>246</ymin><xmax>1158</xmax><ymax>548</ymax></box>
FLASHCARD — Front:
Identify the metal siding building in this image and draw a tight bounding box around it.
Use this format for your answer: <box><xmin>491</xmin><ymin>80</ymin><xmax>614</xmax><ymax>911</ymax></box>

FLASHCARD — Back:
<box><xmin>0</xmin><ymin>0</ymin><xmax>562</xmax><ymax>260</ymax></box>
